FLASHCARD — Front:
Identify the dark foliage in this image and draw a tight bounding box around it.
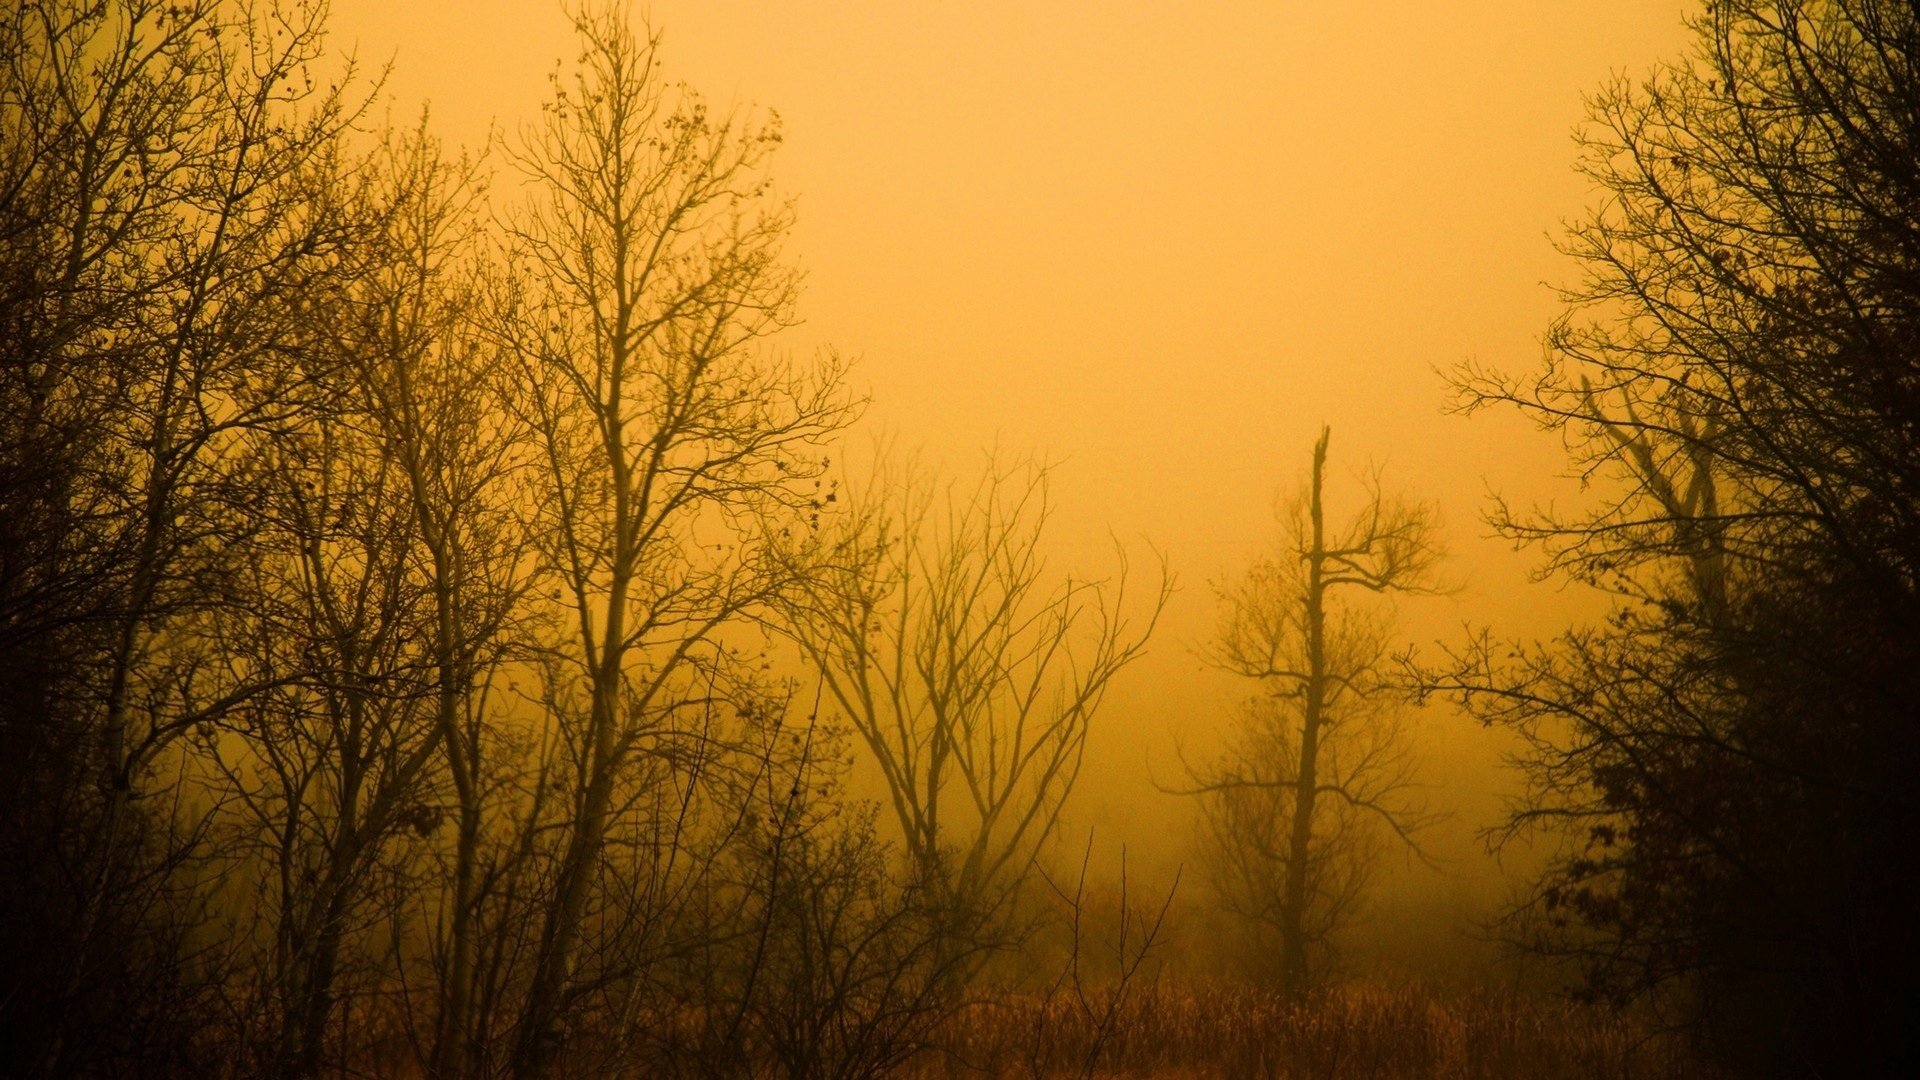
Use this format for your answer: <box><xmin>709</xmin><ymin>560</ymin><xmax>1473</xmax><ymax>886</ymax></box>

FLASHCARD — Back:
<box><xmin>1439</xmin><ymin>2</ymin><xmax>1920</xmax><ymax>1073</ymax></box>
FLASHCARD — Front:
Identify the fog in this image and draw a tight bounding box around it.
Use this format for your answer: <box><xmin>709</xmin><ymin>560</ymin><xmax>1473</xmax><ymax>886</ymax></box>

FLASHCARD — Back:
<box><xmin>12</xmin><ymin>1</ymin><xmax>1915</xmax><ymax>1075</ymax></box>
<box><xmin>323</xmin><ymin>0</ymin><xmax>1690</xmax><ymax>968</ymax></box>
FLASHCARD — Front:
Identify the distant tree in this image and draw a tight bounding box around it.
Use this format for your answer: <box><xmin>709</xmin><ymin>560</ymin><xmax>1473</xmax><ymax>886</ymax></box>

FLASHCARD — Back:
<box><xmin>1433</xmin><ymin>1</ymin><xmax>1920</xmax><ymax>1072</ymax></box>
<box><xmin>1178</xmin><ymin>427</ymin><xmax>1440</xmax><ymax>996</ymax></box>
<box><xmin>789</xmin><ymin>455</ymin><xmax>1168</xmax><ymax>957</ymax></box>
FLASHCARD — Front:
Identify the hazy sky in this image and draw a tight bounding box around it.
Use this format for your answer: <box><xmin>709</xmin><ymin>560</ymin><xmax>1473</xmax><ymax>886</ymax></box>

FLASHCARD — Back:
<box><xmin>325</xmin><ymin>0</ymin><xmax>1698</xmax><ymax>939</ymax></box>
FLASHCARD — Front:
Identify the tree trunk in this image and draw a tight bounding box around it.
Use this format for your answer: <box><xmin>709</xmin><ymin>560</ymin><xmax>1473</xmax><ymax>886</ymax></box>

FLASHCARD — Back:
<box><xmin>1278</xmin><ymin>428</ymin><xmax>1330</xmax><ymax>998</ymax></box>
<box><xmin>432</xmin><ymin>756</ymin><xmax>481</xmax><ymax>1079</ymax></box>
<box><xmin>512</xmin><ymin>647</ymin><xmax>624</xmax><ymax>1079</ymax></box>
<box><xmin>416</xmin><ymin>495</ymin><xmax>481</xmax><ymax>1080</ymax></box>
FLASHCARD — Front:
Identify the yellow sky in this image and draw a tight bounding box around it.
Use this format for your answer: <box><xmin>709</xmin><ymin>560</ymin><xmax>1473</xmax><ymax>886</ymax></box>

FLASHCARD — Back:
<box><xmin>326</xmin><ymin>0</ymin><xmax>1698</xmax><ymax>946</ymax></box>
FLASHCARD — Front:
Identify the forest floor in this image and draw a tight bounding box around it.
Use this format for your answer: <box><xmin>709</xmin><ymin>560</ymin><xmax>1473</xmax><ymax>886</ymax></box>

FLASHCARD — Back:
<box><xmin>907</xmin><ymin>981</ymin><xmax>1709</xmax><ymax>1079</ymax></box>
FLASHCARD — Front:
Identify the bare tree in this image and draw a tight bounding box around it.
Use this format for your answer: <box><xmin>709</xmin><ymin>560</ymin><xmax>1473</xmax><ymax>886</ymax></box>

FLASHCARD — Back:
<box><xmin>321</xmin><ymin>124</ymin><xmax>531</xmax><ymax>1079</ymax></box>
<box><xmin>203</xmin><ymin>413</ymin><xmax>448</xmax><ymax>1078</ymax></box>
<box><xmin>1177</xmin><ymin>427</ymin><xmax>1440</xmax><ymax>996</ymax></box>
<box><xmin>789</xmin><ymin>455</ymin><xmax>1169</xmax><ymax>953</ymax></box>
<box><xmin>1</xmin><ymin>2</ymin><xmax>375</xmax><ymax>1072</ymax></box>
<box><xmin>186</xmin><ymin>127</ymin><xmax>518</xmax><ymax>1075</ymax></box>
<box><xmin>490</xmin><ymin>8</ymin><xmax>854</xmax><ymax>1074</ymax></box>
<box><xmin>1430</xmin><ymin>4</ymin><xmax>1920</xmax><ymax>1070</ymax></box>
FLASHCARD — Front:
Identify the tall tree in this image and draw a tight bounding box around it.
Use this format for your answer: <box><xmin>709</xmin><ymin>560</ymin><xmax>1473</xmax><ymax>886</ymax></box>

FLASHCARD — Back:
<box><xmin>0</xmin><ymin>2</ymin><xmax>373</xmax><ymax>1072</ymax></box>
<box><xmin>492</xmin><ymin>9</ymin><xmax>854</xmax><ymax>1074</ymax></box>
<box><xmin>324</xmin><ymin>126</ymin><xmax>528</xmax><ymax>1079</ymax></box>
<box><xmin>202</xmin><ymin>125</ymin><xmax>529</xmax><ymax>1077</ymax></box>
<box><xmin>1434</xmin><ymin>2</ymin><xmax>1920</xmax><ymax>1071</ymax></box>
<box><xmin>1180</xmin><ymin>427</ymin><xmax>1439</xmax><ymax>995</ymax></box>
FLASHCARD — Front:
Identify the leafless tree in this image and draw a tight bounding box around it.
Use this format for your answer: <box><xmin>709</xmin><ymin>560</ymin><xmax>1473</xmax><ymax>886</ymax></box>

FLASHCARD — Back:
<box><xmin>1177</xmin><ymin>427</ymin><xmax>1440</xmax><ymax>996</ymax></box>
<box><xmin>183</xmin><ymin>125</ymin><xmax>524</xmax><ymax>1075</ymax></box>
<box><xmin>789</xmin><ymin>454</ymin><xmax>1169</xmax><ymax>957</ymax></box>
<box><xmin>320</xmin><ymin>124</ymin><xmax>533</xmax><ymax>1079</ymax></box>
<box><xmin>1</xmin><ymin>1</ymin><xmax>375</xmax><ymax>1072</ymax></box>
<box><xmin>201</xmin><ymin>411</ymin><xmax>448</xmax><ymax>1077</ymax></box>
<box><xmin>1430</xmin><ymin>4</ymin><xmax>1920</xmax><ymax>1070</ymax></box>
<box><xmin>489</xmin><ymin>8</ymin><xmax>854</xmax><ymax>1074</ymax></box>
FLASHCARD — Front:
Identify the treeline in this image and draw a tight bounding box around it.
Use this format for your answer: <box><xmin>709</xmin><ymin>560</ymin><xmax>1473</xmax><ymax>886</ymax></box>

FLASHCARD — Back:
<box><xmin>1159</xmin><ymin>5</ymin><xmax>1920</xmax><ymax>1073</ymax></box>
<box><xmin>0</xmin><ymin>3</ymin><xmax>1166</xmax><ymax>1077</ymax></box>
<box><xmin>1427</xmin><ymin>2</ymin><xmax>1920</xmax><ymax>1075</ymax></box>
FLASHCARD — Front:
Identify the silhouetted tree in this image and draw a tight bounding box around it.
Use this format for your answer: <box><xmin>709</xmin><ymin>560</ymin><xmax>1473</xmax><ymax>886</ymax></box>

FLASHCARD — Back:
<box><xmin>1434</xmin><ymin>2</ymin><xmax>1920</xmax><ymax>1072</ymax></box>
<box><xmin>789</xmin><ymin>455</ymin><xmax>1167</xmax><ymax>960</ymax></box>
<box><xmin>1180</xmin><ymin>428</ymin><xmax>1440</xmax><ymax>995</ymax></box>
<box><xmin>321</xmin><ymin>125</ymin><xmax>530</xmax><ymax>1078</ymax></box>
<box><xmin>186</xmin><ymin>124</ymin><xmax>533</xmax><ymax>1077</ymax></box>
<box><xmin>491</xmin><ymin>8</ymin><xmax>854</xmax><ymax>1074</ymax></box>
<box><xmin>205</xmin><ymin>397</ymin><xmax>447</xmax><ymax>1077</ymax></box>
<box><xmin>1</xmin><ymin>1</ymin><xmax>373</xmax><ymax>1073</ymax></box>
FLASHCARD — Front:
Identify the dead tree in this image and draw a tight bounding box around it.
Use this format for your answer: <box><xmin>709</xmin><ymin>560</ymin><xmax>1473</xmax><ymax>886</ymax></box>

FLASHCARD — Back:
<box><xmin>1179</xmin><ymin>427</ymin><xmax>1439</xmax><ymax>995</ymax></box>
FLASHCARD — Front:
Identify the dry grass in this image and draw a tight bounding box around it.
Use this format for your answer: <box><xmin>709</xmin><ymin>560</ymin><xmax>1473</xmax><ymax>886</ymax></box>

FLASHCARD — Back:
<box><xmin>905</xmin><ymin>981</ymin><xmax>1708</xmax><ymax>1079</ymax></box>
